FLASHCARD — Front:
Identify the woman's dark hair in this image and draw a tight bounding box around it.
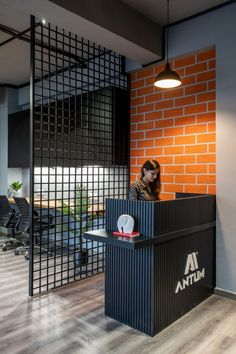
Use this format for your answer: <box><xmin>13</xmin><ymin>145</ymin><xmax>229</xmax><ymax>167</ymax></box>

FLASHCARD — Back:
<box><xmin>141</xmin><ymin>160</ymin><xmax>161</xmax><ymax>200</ymax></box>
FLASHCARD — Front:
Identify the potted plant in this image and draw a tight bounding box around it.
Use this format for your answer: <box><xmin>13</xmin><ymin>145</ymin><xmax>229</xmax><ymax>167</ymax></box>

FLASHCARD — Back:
<box><xmin>59</xmin><ymin>184</ymin><xmax>94</xmax><ymax>267</ymax></box>
<box><xmin>9</xmin><ymin>181</ymin><xmax>22</xmax><ymax>197</ymax></box>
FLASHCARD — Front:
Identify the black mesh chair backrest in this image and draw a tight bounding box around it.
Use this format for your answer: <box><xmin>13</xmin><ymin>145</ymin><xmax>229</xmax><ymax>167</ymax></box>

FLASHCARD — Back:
<box><xmin>0</xmin><ymin>195</ymin><xmax>13</xmax><ymax>227</ymax></box>
<box><xmin>13</xmin><ymin>197</ymin><xmax>31</xmax><ymax>232</ymax></box>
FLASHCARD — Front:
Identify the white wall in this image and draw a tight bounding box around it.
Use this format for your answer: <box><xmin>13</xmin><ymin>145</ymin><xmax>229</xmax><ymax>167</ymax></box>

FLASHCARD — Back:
<box><xmin>168</xmin><ymin>3</ymin><xmax>236</xmax><ymax>293</ymax></box>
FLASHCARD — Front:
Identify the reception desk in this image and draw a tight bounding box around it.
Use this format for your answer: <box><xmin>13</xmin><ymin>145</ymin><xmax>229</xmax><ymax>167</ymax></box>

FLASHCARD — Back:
<box><xmin>84</xmin><ymin>193</ymin><xmax>216</xmax><ymax>336</ymax></box>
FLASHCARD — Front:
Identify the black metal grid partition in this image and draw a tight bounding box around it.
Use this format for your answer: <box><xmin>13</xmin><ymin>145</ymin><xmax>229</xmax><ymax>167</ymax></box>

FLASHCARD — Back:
<box><xmin>29</xmin><ymin>16</ymin><xmax>129</xmax><ymax>295</ymax></box>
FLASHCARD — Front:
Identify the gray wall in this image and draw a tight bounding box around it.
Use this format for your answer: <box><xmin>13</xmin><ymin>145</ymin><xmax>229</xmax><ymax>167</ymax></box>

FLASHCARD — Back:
<box><xmin>168</xmin><ymin>3</ymin><xmax>236</xmax><ymax>293</ymax></box>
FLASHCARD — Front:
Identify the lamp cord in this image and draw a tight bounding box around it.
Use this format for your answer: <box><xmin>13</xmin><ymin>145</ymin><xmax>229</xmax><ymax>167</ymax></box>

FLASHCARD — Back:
<box><xmin>166</xmin><ymin>0</ymin><xmax>169</xmax><ymax>62</ymax></box>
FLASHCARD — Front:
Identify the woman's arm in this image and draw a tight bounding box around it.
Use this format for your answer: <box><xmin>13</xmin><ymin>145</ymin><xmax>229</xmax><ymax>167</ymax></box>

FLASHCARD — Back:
<box><xmin>128</xmin><ymin>184</ymin><xmax>139</xmax><ymax>200</ymax></box>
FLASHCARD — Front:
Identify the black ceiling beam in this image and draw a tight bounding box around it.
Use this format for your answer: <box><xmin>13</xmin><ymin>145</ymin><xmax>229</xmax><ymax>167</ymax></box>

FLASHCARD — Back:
<box><xmin>0</xmin><ymin>23</ymin><xmax>86</xmax><ymax>68</ymax></box>
<box><xmin>0</xmin><ymin>24</ymin><xmax>31</xmax><ymax>48</ymax></box>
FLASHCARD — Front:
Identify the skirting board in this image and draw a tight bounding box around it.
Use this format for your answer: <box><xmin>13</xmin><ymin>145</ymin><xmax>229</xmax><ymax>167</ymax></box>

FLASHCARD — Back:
<box><xmin>214</xmin><ymin>287</ymin><xmax>236</xmax><ymax>301</ymax></box>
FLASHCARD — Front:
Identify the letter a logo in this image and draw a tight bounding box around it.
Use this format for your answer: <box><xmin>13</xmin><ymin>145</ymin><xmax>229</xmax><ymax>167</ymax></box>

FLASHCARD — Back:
<box><xmin>184</xmin><ymin>252</ymin><xmax>199</xmax><ymax>275</ymax></box>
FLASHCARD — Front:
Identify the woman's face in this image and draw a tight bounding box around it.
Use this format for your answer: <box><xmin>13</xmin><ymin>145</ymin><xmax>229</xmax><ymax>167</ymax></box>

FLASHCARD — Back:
<box><xmin>143</xmin><ymin>168</ymin><xmax>160</xmax><ymax>183</ymax></box>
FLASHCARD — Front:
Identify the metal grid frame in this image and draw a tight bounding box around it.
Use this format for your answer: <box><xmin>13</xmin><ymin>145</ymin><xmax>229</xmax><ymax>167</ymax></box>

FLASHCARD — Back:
<box><xmin>29</xmin><ymin>16</ymin><xmax>129</xmax><ymax>295</ymax></box>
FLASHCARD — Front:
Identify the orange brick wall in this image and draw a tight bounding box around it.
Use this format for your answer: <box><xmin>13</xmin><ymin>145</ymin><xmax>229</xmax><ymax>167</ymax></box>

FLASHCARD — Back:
<box><xmin>130</xmin><ymin>48</ymin><xmax>216</xmax><ymax>200</ymax></box>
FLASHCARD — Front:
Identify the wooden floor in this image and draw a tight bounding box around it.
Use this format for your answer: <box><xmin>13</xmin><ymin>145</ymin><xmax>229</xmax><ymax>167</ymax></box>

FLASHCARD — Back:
<box><xmin>0</xmin><ymin>246</ymin><xmax>236</xmax><ymax>354</ymax></box>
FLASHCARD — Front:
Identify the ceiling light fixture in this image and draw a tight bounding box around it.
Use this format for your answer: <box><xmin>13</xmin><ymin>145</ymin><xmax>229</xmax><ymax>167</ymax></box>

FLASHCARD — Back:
<box><xmin>154</xmin><ymin>0</ymin><xmax>181</xmax><ymax>89</ymax></box>
<box><xmin>42</xmin><ymin>18</ymin><xmax>47</xmax><ymax>25</ymax></box>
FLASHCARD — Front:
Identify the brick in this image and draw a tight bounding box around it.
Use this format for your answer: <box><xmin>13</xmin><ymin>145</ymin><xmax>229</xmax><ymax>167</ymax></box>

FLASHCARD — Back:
<box><xmin>145</xmin><ymin>111</ymin><xmax>162</xmax><ymax>121</ymax></box>
<box><xmin>161</xmin><ymin>193</ymin><xmax>175</xmax><ymax>200</ymax></box>
<box><xmin>175</xmin><ymin>135</ymin><xmax>195</xmax><ymax>145</ymax></box>
<box><xmin>208</xmin><ymin>59</ymin><xmax>216</xmax><ymax>69</ymax></box>
<box><xmin>131</xmin><ymin>114</ymin><xmax>144</xmax><ymax>123</ymax></box>
<box><xmin>131</xmin><ymin>79</ymin><xmax>145</xmax><ymax>89</ymax></box>
<box><xmin>185</xmin><ymin>124</ymin><xmax>207</xmax><ymax>134</ymax></box>
<box><xmin>130</xmin><ymin>107</ymin><xmax>136</xmax><ymax>115</ymax></box>
<box><xmin>130</xmin><ymin>175</ymin><xmax>136</xmax><ymax>183</ymax></box>
<box><xmin>164</xmin><ymin>146</ymin><xmax>184</xmax><ymax>155</ymax></box>
<box><xmin>164</xmin><ymin>127</ymin><xmax>184</xmax><ymax>136</ymax></box>
<box><xmin>208</xmin><ymin>81</ymin><xmax>216</xmax><ymax>90</ymax></box>
<box><xmin>197</xmin><ymin>133</ymin><xmax>216</xmax><ymax>143</ymax></box>
<box><xmin>131</xmin><ymin>90</ymin><xmax>137</xmax><ymax>98</ymax></box>
<box><xmin>154</xmin><ymin>64</ymin><xmax>165</xmax><ymax>75</ymax></box>
<box><xmin>155</xmin><ymin>119</ymin><xmax>173</xmax><ymax>129</ymax></box>
<box><xmin>197</xmin><ymin>92</ymin><xmax>216</xmax><ymax>103</ymax></box>
<box><xmin>175</xmin><ymin>116</ymin><xmax>195</xmax><ymax>126</ymax></box>
<box><xmin>145</xmin><ymin>92</ymin><xmax>162</xmax><ymax>103</ymax></box>
<box><xmin>175</xmin><ymin>155</ymin><xmax>196</xmax><ymax>164</ymax></box>
<box><xmin>137</xmin><ymin>121</ymin><xmax>154</xmax><ymax>130</ymax></box>
<box><xmin>197</xmin><ymin>112</ymin><xmax>215</xmax><ymax>123</ymax></box>
<box><xmin>137</xmin><ymin>140</ymin><xmax>154</xmax><ymax>148</ymax></box>
<box><xmin>157</xmin><ymin>156</ymin><xmax>174</xmax><ymax>164</ymax></box>
<box><xmin>208</xmin><ymin>185</ymin><xmax>216</xmax><ymax>194</ymax></box>
<box><xmin>137</xmin><ymin>157</ymin><xmax>149</xmax><ymax>165</ymax></box>
<box><xmin>197</xmin><ymin>71</ymin><xmax>216</xmax><ymax>82</ymax></box>
<box><xmin>208</xmin><ymin>143</ymin><xmax>216</xmax><ymax>153</ymax></box>
<box><xmin>175</xmin><ymin>175</ymin><xmax>196</xmax><ymax>183</ymax></box>
<box><xmin>182</xmin><ymin>75</ymin><xmax>196</xmax><ymax>86</ymax></box>
<box><xmin>185</xmin><ymin>83</ymin><xmax>207</xmax><ymax>95</ymax></box>
<box><xmin>185</xmin><ymin>185</ymin><xmax>207</xmax><ymax>194</ymax></box>
<box><xmin>175</xmin><ymin>96</ymin><xmax>196</xmax><ymax>107</ymax></box>
<box><xmin>146</xmin><ymin>77</ymin><xmax>155</xmax><ymax>85</ymax></box>
<box><xmin>208</xmin><ymin>102</ymin><xmax>216</xmax><ymax>111</ymax></box>
<box><xmin>136</xmin><ymin>67</ymin><xmax>154</xmax><ymax>79</ymax></box>
<box><xmin>164</xmin><ymin>108</ymin><xmax>183</xmax><ymax>118</ymax></box>
<box><xmin>129</xmin><ymin>157</ymin><xmax>137</xmax><ymax>166</ymax></box>
<box><xmin>155</xmin><ymin>100</ymin><xmax>174</xmax><ymax>110</ymax></box>
<box><xmin>185</xmin><ymin>144</ymin><xmax>207</xmax><ymax>154</ymax></box>
<box><xmin>130</xmin><ymin>166</ymin><xmax>141</xmax><ymax>174</ymax></box>
<box><xmin>130</xmin><ymin>123</ymin><xmax>137</xmax><ymax>132</ymax></box>
<box><xmin>185</xmin><ymin>63</ymin><xmax>207</xmax><ymax>75</ymax></box>
<box><xmin>161</xmin><ymin>175</ymin><xmax>174</xmax><ymax>183</ymax></box>
<box><xmin>130</xmin><ymin>141</ymin><xmax>136</xmax><ymax>149</ymax></box>
<box><xmin>208</xmin><ymin>123</ymin><xmax>216</xmax><ymax>132</ymax></box>
<box><xmin>164</xmin><ymin>88</ymin><xmax>184</xmax><ymax>99</ymax></box>
<box><xmin>137</xmin><ymin>86</ymin><xmax>154</xmax><ymax>96</ymax></box>
<box><xmin>155</xmin><ymin>137</ymin><xmax>173</xmax><ymax>146</ymax></box>
<box><xmin>130</xmin><ymin>149</ymin><xmax>145</xmax><ymax>157</ymax></box>
<box><xmin>185</xmin><ymin>103</ymin><xmax>207</xmax><ymax>115</ymax></box>
<box><xmin>209</xmin><ymin>164</ymin><xmax>216</xmax><ymax>173</ymax></box>
<box><xmin>164</xmin><ymin>184</ymin><xmax>184</xmax><ymax>192</ymax></box>
<box><xmin>198</xmin><ymin>175</ymin><xmax>216</xmax><ymax>184</ymax></box>
<box><xmin>130</xmin><ymin>131</ymin><xmax>144</xmax><ymax>140</ymax></box>
<box><xmin>131</xmin><ymin>97</ymin><xmax>144</xmax><ymax>106</ymax></box>
<box><xmin>197</xmin><ymin>49</ymin><xmax>215</xmax><ymax>62</ymax></box>
<box><xmin>197</xmin><ymin>154</ymin><xmax>216</xmax><ymax>163</ymax></box>
<box><xmin>174</xmin><ymin>55</ymin><xmax>195</xmax><ymax>68</ymax></box>
<box><xmin>145</xmin><ymin>147</ymin><xmax>163</xmax><ymax>156</ymax></box>
<box><xmin>146</xmin><ymin>130</ymin><xmax>163</xmax><ymax>139</ymax></box>
<box><xmin>137</xmin><ymin>104</ymin><xmax>154</xmax><ymax>114</ymax></box>
<box><xmin>185</xmin><ymin>164</ymin><xmax>207</xmax><ymax>173</ymax></box>
<box><xmin>164</xmin><ymin>165</ymin><xmax>184</xmax><ymax>174</ymax></box>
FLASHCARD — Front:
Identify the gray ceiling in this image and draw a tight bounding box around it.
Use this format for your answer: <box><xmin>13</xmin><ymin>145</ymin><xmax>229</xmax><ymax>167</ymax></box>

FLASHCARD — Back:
<box><xmin>0</xmin><ymin>0</ymin><xmax>230</xmax><ymax>86</ymax></box>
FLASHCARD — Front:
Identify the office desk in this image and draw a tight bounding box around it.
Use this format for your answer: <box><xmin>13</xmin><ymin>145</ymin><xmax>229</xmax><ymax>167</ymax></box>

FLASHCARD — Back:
<box><xmin>8</xmin><ymin>197</ymin><xmax>104</xmax><ymax>214</ymax></box>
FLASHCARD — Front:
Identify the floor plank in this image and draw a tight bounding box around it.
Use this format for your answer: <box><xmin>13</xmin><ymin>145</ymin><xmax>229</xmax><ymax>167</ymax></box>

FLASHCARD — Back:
<box><xmin>0</xmin><ymin>244</ymin><xmax>236</xmax><ymax>354</ymax></box>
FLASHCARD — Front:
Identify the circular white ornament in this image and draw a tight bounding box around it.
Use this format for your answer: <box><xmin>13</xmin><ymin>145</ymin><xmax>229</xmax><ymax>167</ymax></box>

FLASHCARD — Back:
<box><xmin>117</xmin><ymin>214</ymin><xmax>134</xmax><ymax>234</ymax></box>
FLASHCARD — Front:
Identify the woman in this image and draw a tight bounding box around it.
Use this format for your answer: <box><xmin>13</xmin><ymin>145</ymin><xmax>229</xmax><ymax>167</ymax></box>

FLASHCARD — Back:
<box><xmin>129</xmin><ymin>160</ymin><xmax>161</xmax><ymax>201</ymax></box>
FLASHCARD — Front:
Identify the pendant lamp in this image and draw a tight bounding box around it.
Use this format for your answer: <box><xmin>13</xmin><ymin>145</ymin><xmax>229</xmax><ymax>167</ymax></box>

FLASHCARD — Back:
<box><xmin>154</xmin><ymin>0</ymin><xmax>181</xmax><ymax>89</ymax></box>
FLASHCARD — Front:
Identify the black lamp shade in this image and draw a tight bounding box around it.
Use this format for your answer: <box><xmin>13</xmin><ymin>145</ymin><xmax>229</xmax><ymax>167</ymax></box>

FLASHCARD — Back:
<box><xmin>154</xmin><ymin>62</ymin><xmax>181</xmax><ymax>88</ymax></box>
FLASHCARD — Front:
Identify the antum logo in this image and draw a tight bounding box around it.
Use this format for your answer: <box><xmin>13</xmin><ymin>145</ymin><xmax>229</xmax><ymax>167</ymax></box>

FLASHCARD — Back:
<box><xmin>175</xmin><ymin>252</ymin><xmax>205</xmax><ymax>294</ymax></box>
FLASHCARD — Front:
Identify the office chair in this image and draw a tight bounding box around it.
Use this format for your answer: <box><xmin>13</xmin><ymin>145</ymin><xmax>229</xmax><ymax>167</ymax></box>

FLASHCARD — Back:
<box><xmin>0</xmin><ymin>195</ymin><xmax>23</xmax><ymax>251</ymax></box>
<box><xmin>13</xmin><ymin>197</ymin><xmax>55</xmax><ymax>260</ymax></box>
